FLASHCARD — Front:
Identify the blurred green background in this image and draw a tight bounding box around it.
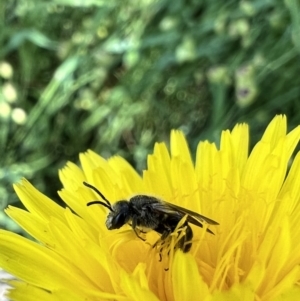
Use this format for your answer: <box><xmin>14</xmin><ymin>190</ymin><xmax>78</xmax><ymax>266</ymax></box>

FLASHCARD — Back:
<box><xmin>1</xmin><ymin>0</ymin><xmax>300</xmax><ymax>232</ymax></box>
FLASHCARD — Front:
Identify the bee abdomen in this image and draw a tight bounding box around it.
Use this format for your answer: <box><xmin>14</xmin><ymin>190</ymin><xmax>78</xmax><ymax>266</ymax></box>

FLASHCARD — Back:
<box><xmin>178</xmin><ymin>223</ymin><xmax>193</xmax><ymax>252</ymax></box>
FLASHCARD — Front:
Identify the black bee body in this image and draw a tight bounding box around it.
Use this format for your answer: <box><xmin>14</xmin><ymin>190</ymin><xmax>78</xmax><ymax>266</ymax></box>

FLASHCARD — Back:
<box><xmin>109</xmin><ymin>195</ymin><xmax>193</xmax><ymax>251</ymax></box>
<box><xmin>84</xmin><ymin>182</ymin><xmax>218</xmax><ymax>253</ymax></box>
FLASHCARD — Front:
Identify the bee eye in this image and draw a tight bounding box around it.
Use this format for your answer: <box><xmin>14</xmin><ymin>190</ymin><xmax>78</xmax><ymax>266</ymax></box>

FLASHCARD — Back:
<box><xmin>111</xmin><ymin>212</ymin><xmax>127</xmax><ymax>229</ymax></box>
<box><xmin>106</xmin><ymin>212</ymin><xmax>127</xmax><ymax>229</ymax></box>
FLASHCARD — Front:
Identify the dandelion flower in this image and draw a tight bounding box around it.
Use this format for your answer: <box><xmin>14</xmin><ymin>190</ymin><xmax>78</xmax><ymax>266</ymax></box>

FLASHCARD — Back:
<box><xmin>1</xmin><ymin>115</ymin><xmax>300</xmax><ymax>300</ymax></box>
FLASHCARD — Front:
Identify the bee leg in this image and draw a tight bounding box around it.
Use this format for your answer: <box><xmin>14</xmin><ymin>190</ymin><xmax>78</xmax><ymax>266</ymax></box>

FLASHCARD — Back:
<box><xmin>131</xmin><ymin>218</ymin><xmax>146</xmax><ymax>241</ymax></box>
<box><xmin>157</xmin><ymin>229</ymin><xmax>171</xmax><ymax>258</ymax></box>
<box><xmin>128</xmin><ymin>223</ymin><xmax>147</xmax><ymax>234</ymax></box>
<box><xmin>161</xmin><ymin>229</ymin><xmax>171</xmax><ymax>240</ymax></box>
<box><xmin>152</xmin><ymin>237</ymin><xmax>165</xmax><ymax>250</ymax></box>
<box><xmin>158</xmin><ymin>240</ymin><xmax>167</xmax><ymax>261</ymax></box>
<box><xmin>134</xmin><ymin>228</ymin><xmax>146</xmax><ymax>241</ymax></box>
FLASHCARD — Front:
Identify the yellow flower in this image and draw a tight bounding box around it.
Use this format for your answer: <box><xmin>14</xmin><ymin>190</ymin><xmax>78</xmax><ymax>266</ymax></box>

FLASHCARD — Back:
<box><xmin>1</xmin><ymin>115</ymin><xmax>300</xmax><ymax>300</ymax></box>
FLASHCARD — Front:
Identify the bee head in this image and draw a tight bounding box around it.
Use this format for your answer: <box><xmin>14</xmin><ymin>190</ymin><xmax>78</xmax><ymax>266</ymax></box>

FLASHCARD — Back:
<box><xmin>106</xmin><ymin>201</ymin><xmax>130</xmax><ymax>229</ymax></box>
<box><xmin>84</xmin><ymin>182</ymin><xmax>131</xmax><ymax>230</ymax></box>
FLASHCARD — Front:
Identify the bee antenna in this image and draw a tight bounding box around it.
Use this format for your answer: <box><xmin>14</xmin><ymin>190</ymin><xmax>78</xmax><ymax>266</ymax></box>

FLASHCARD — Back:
<box><xmin>83</xmin><ymin>182</ymin><xmax>113</xmax><ymax>211</ymax></box>
<box><xmin>86</xmin><ymin>200</ymin><xmax>113</xmax><ymax>211</ymax></box>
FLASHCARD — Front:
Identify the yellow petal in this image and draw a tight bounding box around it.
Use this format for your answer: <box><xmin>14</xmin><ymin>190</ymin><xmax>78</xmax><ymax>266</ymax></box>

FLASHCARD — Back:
<box><xmin>120</xmin><ymin>266</ymin><xmax>160</xmax><ymax>301</ymax></box>
<box><xmin>0</xmin><ymin>231</ymin><xmax>93</xmax><ymax>293</ymax></box>
<box><xmin>172</xmin><ymin>251</ymin><xmax>209</xmax><ymax>300</ymax></box>
<box><xmin>13</xmin><ymin>179</ymin><xmax>65</xmax><ymax>222</ymax></box>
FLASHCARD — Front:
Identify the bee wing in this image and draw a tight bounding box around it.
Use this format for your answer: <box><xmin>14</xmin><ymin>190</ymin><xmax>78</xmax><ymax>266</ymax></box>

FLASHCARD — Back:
<box><xmin>163</xmin><ymin>201</ymin><xmax>219</xmax><ymax>225</ymax></box>
<box><xmin>151</xmin><ymin>200</ymin><xmax>219</xmax><ymax>229</ymax></box>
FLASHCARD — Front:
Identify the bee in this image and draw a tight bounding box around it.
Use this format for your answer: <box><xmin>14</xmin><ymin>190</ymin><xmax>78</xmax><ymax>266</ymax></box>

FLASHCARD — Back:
<box><xmin>84</xmin><ymin>182</ymin><xmax>219</xmax><ymax>252</ymax></box>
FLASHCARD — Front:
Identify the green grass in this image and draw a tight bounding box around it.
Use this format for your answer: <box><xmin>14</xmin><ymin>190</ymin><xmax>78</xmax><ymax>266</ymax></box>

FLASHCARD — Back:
<box><xmin>1</xmin><ymin>0</ymin><xmax>300</xmax><ymax>231</ymax></box>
